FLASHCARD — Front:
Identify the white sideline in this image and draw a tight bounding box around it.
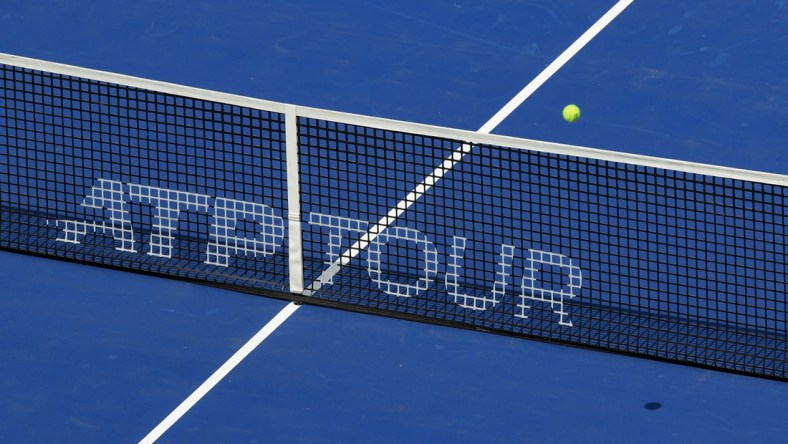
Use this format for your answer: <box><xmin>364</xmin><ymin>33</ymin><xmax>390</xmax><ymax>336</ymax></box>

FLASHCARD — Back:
<box><xmin>139</xmin><ymin>1</ymin><xmax>634</xmax><ymax>441</ymax></box>
<box><xmin>302</xmin><ymin>0</ymin><xmax>635</xmax><ymax>295</ymax></box>
<box><xmin>138</xmin><ymin>302</ymin><xmax>300</xmax><ymax>444</ymax></box>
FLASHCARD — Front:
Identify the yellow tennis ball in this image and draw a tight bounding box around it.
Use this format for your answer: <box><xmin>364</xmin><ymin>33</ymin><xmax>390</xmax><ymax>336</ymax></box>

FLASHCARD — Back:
<box><xmin>562</xmin><ymin>104</ymin><xmax>581</xmax><ymax>123</ymax></box>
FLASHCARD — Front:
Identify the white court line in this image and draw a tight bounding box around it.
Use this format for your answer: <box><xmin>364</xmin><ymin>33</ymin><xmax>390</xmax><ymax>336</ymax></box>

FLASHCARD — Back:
<box><xmin>479</xmin><ymin>0</ymin><xmax>634</xmax><ymax>134</ymax></box>
<box><xmin>302</xmin><ymin>0</ymin><xmax>634</xmax><ymax>295</ymax></box>
<box><xmin>138</xmin><ymin>302</ymin><xmax>300</xmax><ymax>444</ymax></box>
<box><xmin>140</xmin><ymin>1</ymin><xmax>633</xmax><ymax>441</ymax></box>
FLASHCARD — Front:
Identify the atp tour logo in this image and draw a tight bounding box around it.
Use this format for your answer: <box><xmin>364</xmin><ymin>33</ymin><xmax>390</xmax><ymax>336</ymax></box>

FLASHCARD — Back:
<box><xmin>53</xmin><ymin>178</ymin><xmax>583</xmax><ymax>327</ymax></box>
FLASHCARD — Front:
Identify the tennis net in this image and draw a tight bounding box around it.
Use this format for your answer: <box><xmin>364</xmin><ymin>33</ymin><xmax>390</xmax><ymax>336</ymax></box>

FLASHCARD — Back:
<box><xmin>1</xmin><ymin>53</ymin><xmax>786</xmax><ymax>380</ymax></box>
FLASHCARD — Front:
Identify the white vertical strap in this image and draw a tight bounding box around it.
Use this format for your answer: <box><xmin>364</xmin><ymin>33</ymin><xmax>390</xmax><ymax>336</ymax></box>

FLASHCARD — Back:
<box><xmin>285</xmin><ymin>105</ymin><xmax>304</xmax><ymax>294</ymax></box>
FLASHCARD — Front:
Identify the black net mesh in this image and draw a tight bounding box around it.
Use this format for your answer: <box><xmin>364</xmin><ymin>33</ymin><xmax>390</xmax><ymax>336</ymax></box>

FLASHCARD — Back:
<box><xmin>2</xmin><ymin>61</ymin><xmax>786</xmax><ymax>380</ymax></box>
<box><xmin>297</xmin><ymin>118</ymin><xmax>787</xmax><ymax>379</ymax></box>
<box><xmin>0</xmin><ymin>64</ymin><xmax>290</xmax><ymax>292</ymax></box>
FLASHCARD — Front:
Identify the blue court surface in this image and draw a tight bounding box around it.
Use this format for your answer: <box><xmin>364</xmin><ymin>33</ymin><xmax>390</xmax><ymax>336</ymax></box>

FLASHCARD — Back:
<box><xmin>2</xmin><ymin>1</ymin><xmax>788</xmax><ymax>442</ymax></box>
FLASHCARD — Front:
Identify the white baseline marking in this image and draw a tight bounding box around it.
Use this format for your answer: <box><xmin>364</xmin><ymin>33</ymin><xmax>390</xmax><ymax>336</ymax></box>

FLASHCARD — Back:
<box><xmin>303</xmin><ymin>0</ymin><xmax>634</xmax><ymax>295</ymax></box>
<box><xmin>140</xmin><ymin>1</ymin><xmax>633</xmax><ymax>441</ymax></box>
<box><xmin>138</xmin><ymin>302</ymin><xmax>300</xmax><ymax>444</ymax></box>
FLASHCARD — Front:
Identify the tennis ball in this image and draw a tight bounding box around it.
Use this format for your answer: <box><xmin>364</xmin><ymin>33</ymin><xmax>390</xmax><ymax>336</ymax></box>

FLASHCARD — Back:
<box><xmin>562</xmin><ymin>104</ymin><xmax>581</xmax><ymax>123</ymax></box>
